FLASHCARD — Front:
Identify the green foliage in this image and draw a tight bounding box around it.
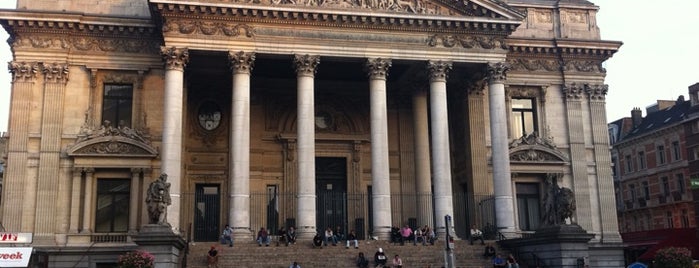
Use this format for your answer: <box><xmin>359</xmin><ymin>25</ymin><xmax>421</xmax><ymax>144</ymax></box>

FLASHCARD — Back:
<box><xmin>117</xmin><ymin>250</ymin><xmax>154</xmax><ymax>268</ymax></box>
<box><xmin>654</xmin><ymin>247</ymin><xmax>692</xmax><ymax>268</ymax></box>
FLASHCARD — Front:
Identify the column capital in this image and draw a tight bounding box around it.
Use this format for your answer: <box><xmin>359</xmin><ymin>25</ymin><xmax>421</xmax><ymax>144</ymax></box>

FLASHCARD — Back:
<box><xmin>427</xmin><ymin>60</ymin><xmax>452</xmax><ymax>82</ymax></box>
<box><xmin>8</xmin><ymin>61</ymin><xmax>39</xmax><ymax>83</ymax></box>
<box><xmin>486</xmin><ymin>62</ymin><xmax>509</xmax><ymax>83</ymax></box>
<box><xmin>160</xmin><ymin>46</ymin><xmax>189</xmax><ymax>70</ymax></box>
<box><xmin>586</xmin><ymin>84</ymin><xmax>608</xmax><ymax>101</ymax></box>
<box><xmin>563</xmin><ymin>82</ymin><xmax>585</xmax><ymax>100</ymax></box>
<box><xmin>41</xmin><ymin>62</ymin><xmax>69</xmax><ymax>84</ymax></box>
<box><xmin>467</xmin><ymin>75</ymin><xmax>487</xmax><ymax>96</ymax></box>
<box><xmin>293</xmin><ymin>54</ymin><xmax>320</xmax><ymax>77</ymax></box>
<box><xmin>228</xmin><ymin>51</ymin><xmax>256</xmax><ymax>75</ymax></box>
<box><xmin>365</xmin><ymin>58</ymin><xmax>392</xmax><ymax>80</ymax></box>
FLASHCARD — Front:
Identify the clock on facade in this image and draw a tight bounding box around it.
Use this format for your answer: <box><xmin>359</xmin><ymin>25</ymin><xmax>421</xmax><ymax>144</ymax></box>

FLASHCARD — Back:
<box><xmin>197</xmin><ymin>101</ymin><xmax>222</xmax><ymax>131</ymax></box>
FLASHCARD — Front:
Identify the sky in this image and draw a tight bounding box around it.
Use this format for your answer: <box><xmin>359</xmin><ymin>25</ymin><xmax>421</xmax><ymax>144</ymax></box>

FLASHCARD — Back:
<box><xmin>0</xmin><ymin>0</ymin><xmax>698</xmax><ymax>132</ymax></box>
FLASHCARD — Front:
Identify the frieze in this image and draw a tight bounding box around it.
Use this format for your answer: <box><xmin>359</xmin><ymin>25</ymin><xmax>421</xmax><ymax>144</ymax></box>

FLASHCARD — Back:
<box><xmin>428</xmin><ymin>34</ymin><xmax>507</xmax><ymax>50</ymax></box>
<box><xmin>76</xmin><ymin>120</ymin><xmax>151</xmax><ymax>145</ymax></box>
<box><xmin>507</xmin><ymin>86</ymin><xmax>543</xmax><ymax>99</ymax></box>
<box><xmin>506</xmin><ymin>58</ymin><xmax>559</xmax><ymax>72</ymax></box>
<box><xmin>530</xmin><ymin>9</ymin><xmax>552</xmax><ymax>24</ymax></box>
<box><xmin>198</xmin><ymin>0</ymin><xmax>460</xmax><ymax>16</ymax></box>
<box><xmin>73</xmin><ymin>141</ymin><xmax>151</xmax><ymax>155</ymax></box>
<box><xmin>163</xmin><ymin>19</ymin><xmax>255</xmax><ymax>37</ymax></box>
<box><xmin>12</xmin><ymin>36</ymin><xmax>160</xmax><ymax>54</ymax></box>
<box><xmin>509</xmin><ymin>131</ymin><xmax>557</xmax><ymax>150</ymax></box>
<box><xmin>510</xmin><ymin>149</ymin><xmax>560</xmax><ymax>162</ymax></box>
<box><xmin>8</xmin><ymin>61</ymin><xmax>39</xmax><ymax>83</ymax></box>
<box><xmin>562</xmin><ymin>60</ymin><xmax>605</xmax><ymax>73</ymax></box>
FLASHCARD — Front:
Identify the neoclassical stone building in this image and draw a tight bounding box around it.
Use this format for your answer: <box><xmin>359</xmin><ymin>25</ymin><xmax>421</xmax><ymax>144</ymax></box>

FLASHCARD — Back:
<box><xmin>0</xmin><ymin>0</ymin><xmax>623</xmax><ymax>266</ymax></box>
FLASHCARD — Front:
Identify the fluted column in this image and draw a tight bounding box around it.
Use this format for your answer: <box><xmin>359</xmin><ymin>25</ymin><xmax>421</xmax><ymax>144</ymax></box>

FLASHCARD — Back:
<box><xmin>428</xmin><ymin>60</ymin><xmax>456</xmax><ymax>237</ymax></box>
<box><xmin>586</xmin><ymin>84</ymin><xmax>622</xmax><ymax>243</ymax></box>
<box><xmin>34</xmin><ymin>63</ymin><xmax>69</xmax><ymax>241</ymax></box>
<box><xmin>294</xmin><ymin>54</ymin><xmax>320</xmax><ymax>239</ymax></box>
<box><xmin>412</xmin><ymin>87</ymin><xmax>433</xmax><ymax>226</ymax></box>
<box><xmin>68</xmin><ymin>168</ymin><xmax>83</xmax><ymax>234</ymax></box>
<box><xmin>160</xmin><ymin>47</ymin><xmax>189</xmax><ymax>233</ymax></box>
<box><xmin>3</xmin><ymin>62</ymin><xmax>39</xmax><ymax>231</ymax></box>
<box><xmin>228</xmin><ymin>51</ymin><xmax>255</xmax><ymax>240</ymax></box>
<box><xmin>486</xmin><ymin>62</ymin><xmax>516</xmax><ymax>236</ymax></box>
<box><xmin>466</xmin><ymin>79</ymin><xmax>491</xmax><ymax>226</ymax></box>
<box><xmin>366</xmin><ymin>58</ymin><xmax>393</xmax><ymax>240</ymax></box>
<box><xmin>129</xmin><ymin>169</ymin><xmax>141</xmax><ymax>233</ymax></box>
<box><xmin>81</xmin><ymin>168</ymin><xmax>95</xmax><ymax>233</ymax></box>
<box><xmin>563</xmin><ymin>83</ymin><xmax>592</xmax><ymax>231</ymax></box>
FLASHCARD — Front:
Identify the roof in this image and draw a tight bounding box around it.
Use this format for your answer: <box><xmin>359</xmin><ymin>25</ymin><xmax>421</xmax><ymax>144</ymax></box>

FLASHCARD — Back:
<box><xmin>619</xmin><ymin>99</ymin><xmax>690</xmax><ymax>141</ymax></box>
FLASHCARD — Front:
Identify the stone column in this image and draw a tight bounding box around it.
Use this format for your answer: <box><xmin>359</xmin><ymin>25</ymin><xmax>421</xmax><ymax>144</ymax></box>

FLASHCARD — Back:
<box><xmin>366</xmin><ymin>58</ymin><xmax>393</xmax><ymax>239</ymax></box>
<box><xmin>69</xmin><ymin>168</ymin><xmax>83</xmax><ymax>234</ymax></box>
<box><xmin>466</xmin><ymin>79</ymin><xmax>491</xmax><ymax>226</ymax></box>
<box><xmin>586</xmin><ymin>84</ymin><xmax>622</xmax><ymax>243</ymax></box>
<box><xmin>160</xmin><ymin>47</ymin><xmax>189</xmax><ymax>233</ymax></box>
<box><xmin>56</xmin><ymin>159</ymin><xmax>72</xmax><ymax>245</ymax></box>
<box><xmin>427</xmin><ymin>60</ymin><xmax>456</xmax><ymax>236</ymax></box>
<box><xmin>294</xmin><ymin>54</ymin><xmax>320</xmax><ymax>239</ymax></box>
<box><xmin>129</xmin><ymin>169</ymin><xmax>141</xmax><ymax>234</ymax></box>
<box><xmin>486</xmin><ymin>62</ymin><xmax>516</xmax><ymax>236</ymax></box>
<box><xmin>228</xmin><ymin>51</ymin><xmax>255</xmax><ymax>239</ymax></box>
<box><xmin>412</xmin><ymin>88</ymin><xmax>433</xmax><ymax>227</ymax></box>
<box><xmin>35</xmin><ymin>63</ymin><xmax>69</xmax><ymax>241</ymax></box>
<box><xmin>81</xmin><ymin>168</ymin><xmax>95</xmax><ymax>233</ymax></box>
<box><xmin>563</xmin><ymin>83</ymin><xmax>592</xmax><ymax>231</ymax></box>
<box><xmin>3</xmin><ymin>62</ymin><xmax>39</xmax><ymax>231</ymax></box>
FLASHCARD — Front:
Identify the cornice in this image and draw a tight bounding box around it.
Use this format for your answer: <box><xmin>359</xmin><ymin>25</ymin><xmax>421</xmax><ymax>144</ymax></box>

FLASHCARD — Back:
<box><xmin>151</xmin><ymin>1</ymin><xmax>522</xmax><ymax>35</ymax></box>
<box><xmin>0</xmin><ymin>10</ymin><xmax>157</xmax><ymax>36</ymax></box>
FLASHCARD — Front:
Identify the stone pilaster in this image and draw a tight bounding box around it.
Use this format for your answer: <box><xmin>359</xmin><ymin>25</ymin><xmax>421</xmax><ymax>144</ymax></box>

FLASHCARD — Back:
<box><xmin>56</xmin><ymin>158</ymin><xmax>72</xmax><ymax>245</ymax></box>
<box><xmin>366</xmin><ymin>58</ymin><xmax>393</xmax><ymax>240</ymax></box>
<box><xmin>585</xmin><ymin>84</ymin><xmax>622</xmax><ymax>243</ymax></box>
<box><xmin>160</xmin><ymin>47</ymin><xmax>189</xmax><ymax>233</ymax></box>
<box><xmin>2</xmin><ymin>62</ymin><xmax>39</xmax><ymax>231</ymax></box>
<box><xmin>228</xmin><ymin>51</ymin><xmax>255</xmax><ymax>240</ymax></box>
<box><xmin>293</xmin><ymin>54</ymin><xmax>319</xmax><ymax>239</ymax></box>
<box><xmin>68</xmin><ymin>168</ymin><xmax>83</xmax><ymax>234</ymax></box>
<box><xmin>35</xmin><ymin>63</ymin><xmax>69</xmax><ymax>242</ymax></box>
<box><xmin>81</xmin><ymin>168</ymin><xmax>95</xmax><ymax>233</ymax></box>
<box><xmin>427</xmin><ymin>60</ymin><xmax>455</xmax><ymax>236</ymax></box>
<box><xmin>486</xmin><ymin>62</ymin><xmax>516</xmax><ymax>236</ymax></box>
<box><xmin>130</xmin><ymin>168</ymin><xmax>142</xmax><ymax>234</ymax></box>
<box><xmin>562</xmin><ymin>83</ymin><xmax>592</xmax><ymax>231</ymax></box>
<box><xmin>412</xmin><ymin>87</ymin><xmax>433</xmax><ymax>226</ymax></box>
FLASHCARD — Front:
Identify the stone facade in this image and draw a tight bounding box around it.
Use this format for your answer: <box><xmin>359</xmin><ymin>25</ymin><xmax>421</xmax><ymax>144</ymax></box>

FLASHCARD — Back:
<box><xmin>0</xmin><ymin>0</ymin><xmax>623</xmax><ymax>267</ymax></box>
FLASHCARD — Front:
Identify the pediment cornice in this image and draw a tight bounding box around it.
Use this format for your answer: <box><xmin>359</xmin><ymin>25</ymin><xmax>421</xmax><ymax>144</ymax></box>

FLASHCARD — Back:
<box><xmin>151</xmin><ymin>0</ymin><xmax>523</xmax><ymax>35</ymax></box>
<box><xmin>508</xmin><ymin>132</ymin><xmax>568</xmax><ymax>164</ymax></box>
<box><xmin>68</xmin><ymin>122</ymin><xmax>158</xmax><ymax>158</ymax></box>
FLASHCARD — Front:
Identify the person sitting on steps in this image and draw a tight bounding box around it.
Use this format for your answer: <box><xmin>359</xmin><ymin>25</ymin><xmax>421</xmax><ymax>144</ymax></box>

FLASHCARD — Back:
<box><xmin>312</xmin><ymin>232</ymin><xmax>323</xmax><ymax>248</ymax></box>
<box><xmin>356</xmin><ymin>252</ymin><xmax>369</xmax><ymax>268</ymax></box>
<box><xmin>346</xmin><ymin>229</ymin><xmax>359</xmax><ymax>249</ymax></box>
<box><xmin>207</xmin><ymin>245</ymin><xmax>218</xmax><ymax>268</ymax></box>
<box><xmin>276</xmin><ymin>226</ymin><xmax>287</xmax><ymax>246</ymax></box>
<box><xmin>470</xmin><ymin>224</ymin><xmax>485</xmax><ymax>245</ymax></box>
<box><xmin>374</xmin><ymin>247</ymin><xmax>387</xmax><ymax>267</ymax></box>
<box><xmin>256</xmin><ymin>227</ymin><xmax>270</xmax><ymax>247</ymax></box>
<box><xmin>483</xmin><ymin>243</ymin><xmax>497</xmax><ymax>259</ymax></box>
<box><xmin>286</xmin><ymin>226</ymin><xmax>297</xmax><ymax>245</ymax></box>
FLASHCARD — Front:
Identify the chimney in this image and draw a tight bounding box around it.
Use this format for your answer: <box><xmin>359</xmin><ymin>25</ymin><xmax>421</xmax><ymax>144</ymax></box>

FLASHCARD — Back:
<box><xmin>690</xmin><ymin>83</ymin><xmax>699</xmax><ymax>107</ymax></box>
<box><xmin>631</xmin><ymin>107</ymin><xmax>643</xmax><ymax>127</ymax></box>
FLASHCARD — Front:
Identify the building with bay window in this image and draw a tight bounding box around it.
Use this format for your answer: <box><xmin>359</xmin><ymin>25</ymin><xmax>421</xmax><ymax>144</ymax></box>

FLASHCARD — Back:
<box><xmin>0</xmin><ymin>0</ymin><xmax>623</xmax><ymax>266</ymax></box>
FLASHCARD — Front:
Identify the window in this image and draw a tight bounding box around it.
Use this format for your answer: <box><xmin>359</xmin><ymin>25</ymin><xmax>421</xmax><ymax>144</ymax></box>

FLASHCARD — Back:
<box><xmin>657</xmin><ymin>145</ymin><xmax>666</xmax><ymax>165</ymax></box>
<box><xmin>692</xmin><ymin>147</ymin><xmax>699</xmax><ymax>161</ymax></box>
<box><xmin>515</xmin><ymin>183</ymin><xmax>540</xmax><ymax>231</ymax></box>
<box><xmin>662</xmin><ymin>177</ymin><xmax>670</xmax><ymax>196</ymax></box>
<box><xmin>629</xmin><ymin>184</ymin><xmax>636</xmax><ymax>201</ymax></box>
<box><xmin>666</xmin><ymin>211</ymin><xmax>674</xmax><ymax>228</ymax></box>
<box><xmin>676</xmin><ymin>173</ymin><xmax>685</xmax><ymax>193</ymax></box>
<box><xmin>611</xmin><ymin>156</ymin><xmax>618</xmax><ymax>177</ymax></box>
<box><xmin>625</xmin><ymin>155</ymin><xmax>633</xmax><ymax>173</ymax></box>
<box><xmin>646</xmin><ymin>214</ymin><xmax>652</xmax><ymax>230</ymax></box>
<box><xmin>642</xmin><ymin>181</ymin><xmax>650</xmax><ymax>200</ymax></box>
<box><xmin>637</xmin><ymin>151</ymin><xmax>646</xmax><ymax>169</ymax></box>
<box><xmin>672</xmin><ymin>141</ymin><xmax>681</xmax><ymax>161</ymax></box>
<box><xmin>102</xmin><ymin>84</ymin><xmax>133</xmax><ymax>128</ymax></box>
<box><xmin>95</xmin><ymin>179</ymin><xmax>130</xmax><ymax>233</ymax></box>
<box><xmin>681</xmin><ymin>210</ymin><xmax>689</xmax><ymax>228</ymax></box>
<box><xmin>511</xmin><ymin>98</ymin><xmax>537</xmax><ymax>138</ymax></box>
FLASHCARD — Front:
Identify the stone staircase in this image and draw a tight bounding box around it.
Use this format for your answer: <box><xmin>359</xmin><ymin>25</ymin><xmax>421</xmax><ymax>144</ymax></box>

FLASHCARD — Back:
<box><xmin>185</xmin><ymin>238</ymin><xmax>506</xmax><ymax>268</ymax></box>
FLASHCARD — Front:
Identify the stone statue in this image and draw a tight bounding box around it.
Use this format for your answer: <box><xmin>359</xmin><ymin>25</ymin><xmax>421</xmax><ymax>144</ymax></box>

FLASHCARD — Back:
<box><xmin>541</xmin><ymin>173</ymin><xmax>576</xmax><ymax>226</ymax></box>
<box><xmin>146</xmin><ymin>173</ymin><xmax>172</xmax><ymax>225</ymax></box>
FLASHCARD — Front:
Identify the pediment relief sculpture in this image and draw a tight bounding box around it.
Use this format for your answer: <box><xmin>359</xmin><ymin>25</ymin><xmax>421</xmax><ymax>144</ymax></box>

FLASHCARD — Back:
<box><xmin>68</xmin><ymin>120</ymin><xmax>157</xmax><ymax>157</ymax></box>
<box><xmin>509</xmin><ymin>132</ymin><xmax>567</xmax><ymax>163</ymax></box>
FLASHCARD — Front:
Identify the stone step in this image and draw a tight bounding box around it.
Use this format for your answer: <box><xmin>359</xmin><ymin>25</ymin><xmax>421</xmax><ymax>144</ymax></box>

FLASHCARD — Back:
<box><xmin>186</xmin><ymin>240</ymin><xmax>504</xmax><ymax>268</ymax></box>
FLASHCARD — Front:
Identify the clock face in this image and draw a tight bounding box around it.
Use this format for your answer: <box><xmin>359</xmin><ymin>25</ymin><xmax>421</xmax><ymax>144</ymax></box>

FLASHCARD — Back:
<box><xmin>198</xmin><ymin>101</ymin><xmax>222</xmax><ymax>131</ymax></box>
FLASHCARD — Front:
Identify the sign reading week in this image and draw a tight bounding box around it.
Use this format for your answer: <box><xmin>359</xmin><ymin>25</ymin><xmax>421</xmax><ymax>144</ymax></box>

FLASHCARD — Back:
<box><xmin>0</xmin><ymin>247</ymin><xmax>32</xmax><ymax>267</ymax></box>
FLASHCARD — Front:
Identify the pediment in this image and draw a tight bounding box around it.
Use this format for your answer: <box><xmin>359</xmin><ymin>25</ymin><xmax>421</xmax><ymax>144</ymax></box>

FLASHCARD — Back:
<box><xmin>153</xmin><ymin>0</ymin><xmax>525</xmax><ymax>21</ymax></box>
<box><xmin>68</xmin><ymin>136</ymin><xmax>158</xmax><ymax>157</ymax></box>
<box><xmin>508</xmin><ymin>132</ymin><xmax>568</xmax><ymax>164</ymax></box>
